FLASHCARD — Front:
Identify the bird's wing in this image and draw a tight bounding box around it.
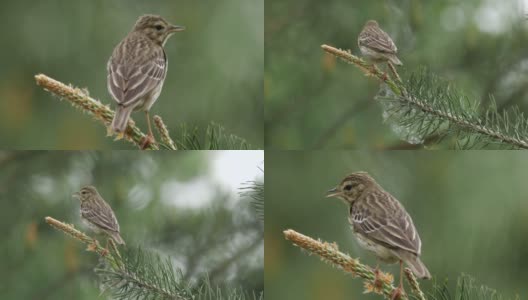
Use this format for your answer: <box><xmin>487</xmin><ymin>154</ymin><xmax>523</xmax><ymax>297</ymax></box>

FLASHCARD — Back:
<box><xmin>82</xmin><ymin>198</ymin><xmax>120</xmax><ymax>233</ymax></box>
<box><xmin>358</xmin><ymin>26</ymin><xmax>398</xmax><ymax>54</ymax></box>
<box><xmin>350</xmin><ymin>190</ymin><xmax>421</xmax><ymax>255</ymax></box>
<box><xmin>107</xmin><ymin>36</ymin><xmax>167</xmax><ymax>107</ymax></box>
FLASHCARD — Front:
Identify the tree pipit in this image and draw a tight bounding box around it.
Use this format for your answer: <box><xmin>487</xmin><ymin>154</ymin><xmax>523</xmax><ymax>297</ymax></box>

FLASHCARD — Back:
<box><xmin>358</xmin><ymin>20</ymin><xmax>402</xmax><ymax>70</ymax></box>
<box><xmin>107</xmin><ymin>15</ymin><xmax>185</xmax><ymax>148</ymax></box>
<box><xmin>73</xmin><ymin>186</ymin><xmax>125</xmax><ymax>254</ymax></box>
<box><xmin>326</xmin><ymin>172</ymin><xmax>430</xmax><ymax>299</ymax></box>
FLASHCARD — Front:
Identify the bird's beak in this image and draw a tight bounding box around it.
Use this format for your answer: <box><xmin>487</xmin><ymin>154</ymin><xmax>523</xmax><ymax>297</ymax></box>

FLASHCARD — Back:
<box><xmin>72</xmin><ymin>191</ymin><xmax>80</xmax><ymax>199</ymax></box>
<box><xmin>168</xmin><ymin>24</ymin><xmax>185</xmax><ymax>33</ymax></box>
<box><xmin>325</xmin><ymin>187</ymin><xmax>341</xmax><ymax>198</ymax></box>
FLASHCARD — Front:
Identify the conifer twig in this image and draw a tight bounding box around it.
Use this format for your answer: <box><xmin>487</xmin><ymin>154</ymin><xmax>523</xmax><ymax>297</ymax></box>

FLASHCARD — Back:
<box><xmin>404</xmin><ymin>268</ymin><xmax>427</xmax><ymax>300</ymax></box>
<box><xmin>45</xmin><ymin>216</ymin><xmax>191</xmax><ymax>299</ymax></box>
<box><xmin>153</xmin><ymin>115</ymin><xmax>177</xmax><ymax>150</ymax></box>
<box><xmin>35</xmin><ymin>74</ymin><xmax>160</xmax><ymax>150</ymax></box>
<box><xmin>321</xmin><ymin>44</ymin><xmax>528</xmax><ymax>149</ymax></box>
<box><xmin>321</xmin><ymin>45</ymin><xmax>402</xmax><ymax>95</ymax></box>
<box><xmin>45</xmin><ymin>216</ymin><xmax>115</xmax><ymax>259</ymax></box>
<box><xmin>387</xmin><ymin>61</ymin><xmax>403</xmax><ymax>86</ymax></box>
<box><xmin>283</xmin><ymin>229</ymin><xmax>409</xmax><ymax>299</ymax></box>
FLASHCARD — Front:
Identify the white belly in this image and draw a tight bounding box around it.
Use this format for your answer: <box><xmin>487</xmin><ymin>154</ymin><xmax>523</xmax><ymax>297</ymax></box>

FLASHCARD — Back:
<box><xmin>82</xmin><ymin>217</ymin><xmax>101</xmax><ymax>234</ymax></box>
<box><xmin>354</xmin><ymin>231</ymin><xmax>399</xmax><ymax>264</ymax></box>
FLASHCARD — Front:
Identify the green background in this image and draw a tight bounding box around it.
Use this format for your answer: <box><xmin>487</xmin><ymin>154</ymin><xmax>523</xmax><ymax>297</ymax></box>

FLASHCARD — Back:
<box><xmin>0</xmin><ymin>0</ymin><xmax>263</xmax><ymax>149</ymax></box>
<box><xmin>0</xmin><ymin>151</ymin><xmax>263</xmax><ymax>299</ymax></box>
<box><xmin>265</xmin><ymin>0</ymin><xmax>528</xmax><ymax>149</ymax></box>
<box><xmin>265</xmin><ymin>151</ymin><xmax>527</xmax><ymax>299</ymax></box>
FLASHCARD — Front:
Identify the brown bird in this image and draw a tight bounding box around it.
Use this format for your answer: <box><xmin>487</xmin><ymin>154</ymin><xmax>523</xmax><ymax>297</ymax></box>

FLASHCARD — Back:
<box><xmin>107</xmin><ymin>15</ymin><xmax>185</xmax><ymax>144</ymax></box>
<box><xmin>73</xmin><ymin>185</ymin><xmax>125</xmax><ymax>245</ymax></box>
<box><xmin>326</xmin><ymin>172</ymin><xmax>430</xmax><ymax>297</ymax></box>
<box><xmin>358</xmin><ymin>20</ymin><xmax>402</xmax><ymax>66</ymax></box>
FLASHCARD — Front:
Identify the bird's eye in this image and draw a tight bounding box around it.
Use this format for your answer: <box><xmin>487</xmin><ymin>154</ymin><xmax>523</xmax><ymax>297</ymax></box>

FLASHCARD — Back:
<box><xmin>344</xmin><ymin>184</ymin><xmax>353</xmax><ymax>191</ymax></box>
<box><xmin>155</xmin><ymin>25</ymin><xmax>164</xmax><ymax>31</ymax></box>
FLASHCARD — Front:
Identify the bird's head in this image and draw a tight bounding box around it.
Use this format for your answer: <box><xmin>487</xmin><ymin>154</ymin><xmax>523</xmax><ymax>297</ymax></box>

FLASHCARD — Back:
<box><xmin>133</xmin><ymin>14</ymin><xmax>185</xmax><ymax>46</ymax></box>
<box><xmin>73</xmin><ymin>185</ymin><xmax>99</xmax><ymax>203</ymax></box>
<box><xmin>326</xmin><ymin>172</ymin><xmax>376</xmax><ymax>205</ymax></box>
<box><xmin>365</xmin><ymin>20</ymin><xmax>379</xmax><ymax>28</ymax></box>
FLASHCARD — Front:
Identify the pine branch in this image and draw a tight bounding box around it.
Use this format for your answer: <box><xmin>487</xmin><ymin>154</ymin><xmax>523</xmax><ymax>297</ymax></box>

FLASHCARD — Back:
<box><xmin>45</xmin><ymin>216</ymin><xmax>114</xmax><ymax>258</ymax></box>
<box><xmin>154</xmin><ymin>115</ymin><xmax>177</xmax><ymax>150</ymax></box>
<box><xmin>45</xmin><ymin>216</ymin><xmax>192</xmax><ymax>300</ymax></box>
<box><xmin>321</xmin><ymin>44</ymin><xmax>528</xmax><ymax>149</ymax></box>
<box><xmin>96</xmin><ymin>247</ymin><xmax>193</xmax><ymax>300</ymax></box>
<box><xmin>428</xmin><ymin>274</ymin><xmax>504</xmax><ymax>300</ymax></box>
<box><xmin>283</xmin><ymin>229</ymin><xmax>416</xmax><ymax>299</ymax></box>
<box><xmin>194</xmin><ymin>277</ymin><xmax>263</xmax><ymax>300</ymax></box>
<box><xmin>174</xmin><ymin>122</ymin><xmax>253</xmax><ymax>150</ymax></box>
<box><xmin>321</xmin><ymin>45</ymin><xmax>402</xmax><ymax>95</ymax></box>
<box><xmin>404</xmin><ymin>268</ymin><xmax>426</xmax><ymax>300</ymax></box>
<box><xmin>35</xmin><ymin>74</ymin><xmax>252</xmax><ymax>150</ymax></box>
<box><xmin>284</xmin><ymin>229</ymin><xmax>512</xmax><ymax>299</ymax></box>
<box><xmin>239</xmin><ymin>179</ymin><xmax>264</xmax><ymax>221</ymax></box>
<box><xmin>46</xmin><ymin>216</ymin><xmax>261</xmax><ymax>300</ymax></box>
<box><xmin>35</xmin><ymin>74</ymin><xmax>160</xmax><ymax>150</ymax></box>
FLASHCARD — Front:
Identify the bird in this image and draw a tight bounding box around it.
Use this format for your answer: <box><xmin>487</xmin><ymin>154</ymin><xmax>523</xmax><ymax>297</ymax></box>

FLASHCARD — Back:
<box><xmin>73</xmin><ymin>185</ymin><xmax>125</xmax><ymax>246</ymax></box>
<box><xmin>326</xmin><ymin>172</ymin><xmax>430</xmax><ymax>297</ymax></box>
<box><xmin>106</xmin><ymin>14</ymin><xmax>185</xmax><ymax>146</ymax></box>
<box><xmin>358</xmin><ymin>20</ymin><xmax>402</xmax><ymax>66</ymax></box>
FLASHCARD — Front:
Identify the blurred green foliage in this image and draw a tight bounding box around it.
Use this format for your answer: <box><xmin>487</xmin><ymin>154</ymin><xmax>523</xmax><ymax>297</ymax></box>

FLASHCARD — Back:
<box><xmin>0</xmin><ymin>151</ymin><xmax>263</xmax><ymax>299</ymax></box>
<box><xmin>265</xmin><ymin>151</ymin><xmax>528</xmax><ymax>299</ymax></box>
<box><xmin>0</xmin><ymin>0</ymin><xmax>263</xmax><ymax>149</ymax></box>
<box><xmin>265</xmin><ymin>0</ymin><xmax>528</xmax><ymax>149</ymax></box>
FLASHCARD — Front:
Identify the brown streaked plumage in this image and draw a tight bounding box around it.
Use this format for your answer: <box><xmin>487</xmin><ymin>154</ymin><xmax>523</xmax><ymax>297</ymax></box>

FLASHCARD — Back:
<box><xmin>73</xmin><ymin>185</ymin><xmax>125</xmax><ymax>245</ymax></box>
<box><xmin>326</xmin><ymin>172</ymin><xmax>430</xmax><ymax>295</ymax></box>
<box><xmin>358</xmin><ymin>20</ymin><xmax>402</xmax><ymax>66</ymax></box>
<box><xmin>107</xmin><ymin>14</ymin><xmax>185</xmax><ymax>141</ymax></box>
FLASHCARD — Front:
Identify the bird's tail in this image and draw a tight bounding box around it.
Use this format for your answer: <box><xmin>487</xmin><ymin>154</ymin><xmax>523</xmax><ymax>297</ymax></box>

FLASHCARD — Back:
<box><xmin>110</xmin><ymin>231</ymin><xmax>126</xmax><ymax>245</ymax></box>
<box><xmin>405</xmin><ymin>256</ymin><xmax>431</xmax><ymax>279</ymax></box>
<box><xmin>109</xmin><ymin>105</ymin><xmax>134</xmax><ymax>139</ymax></box>
<box><xmin>388</xmin><ymin>54</ymin><xmax>403</xmax><ymax>66</ymax></box>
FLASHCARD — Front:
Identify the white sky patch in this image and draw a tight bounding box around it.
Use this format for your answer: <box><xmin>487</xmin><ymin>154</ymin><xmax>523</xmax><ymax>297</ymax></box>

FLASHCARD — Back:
<box><xmin>210</xmin><ymin>150</ymin><xmax>264</xmax><ymax>193</ymax></box>
<box><xmin>161</xmin><ymin>151</ymin><xmax>263</xmax><ymax>209</ymax></box>
<box><xmin>474</xmin><ymin>0</ymin><xmax>519</xmax><ymax>34</ymax></box>
<box><xmin>161</xmin><ymin>177</ymin><xmax>214</xmax><ymax>209</ymax></box>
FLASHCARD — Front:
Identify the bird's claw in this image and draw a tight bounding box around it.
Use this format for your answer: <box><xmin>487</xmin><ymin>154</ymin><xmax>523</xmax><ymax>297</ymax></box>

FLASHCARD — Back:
<box><xmin>106</xmin><ymin>126</ymin><xmax>125</xmax><ymax>140</ymax></box>
<box><xmin>140</xmin><ymin>134</ymin><xmax>157</xmax><ymax>150</ymax></box>
<box><xmin>113</xmin><ymin>132</ymin><xmax>125</xmax><ymax>141</ymax></box>
<box><xmin>390</xmin><ymin>286</ymin><xmax>404</xmax><ymax>300</ymax></box>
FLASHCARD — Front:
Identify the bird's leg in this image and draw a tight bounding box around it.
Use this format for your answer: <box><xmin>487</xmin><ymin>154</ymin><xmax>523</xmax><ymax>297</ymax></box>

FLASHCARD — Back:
<box><xmin>140</xmin><ymin>111</ymin><xmax>157</xmax><ymax>149</ymax></box>
<box><xmin>387</xmin><ymin>61</ymin><xmax>401</xmax><ymax>83</ymax></box>
<box><xmin>369</xmin><ymin>64</ymin><xmax>389</xmax><ymax>81</ymax></box>
<box><xmin>391</xmin><ymin>260</ymin><xmax>405</xmax><ymax>300</ymax></box>
<box><xmin>369</xmin><ymin>64</ymin><xmax>380</xmax><ymax>76</ymax></box>
<box><xmin>146</xmin><ymin>111</ymin><xmax>154</xmax><ymax>138</ymax></box>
